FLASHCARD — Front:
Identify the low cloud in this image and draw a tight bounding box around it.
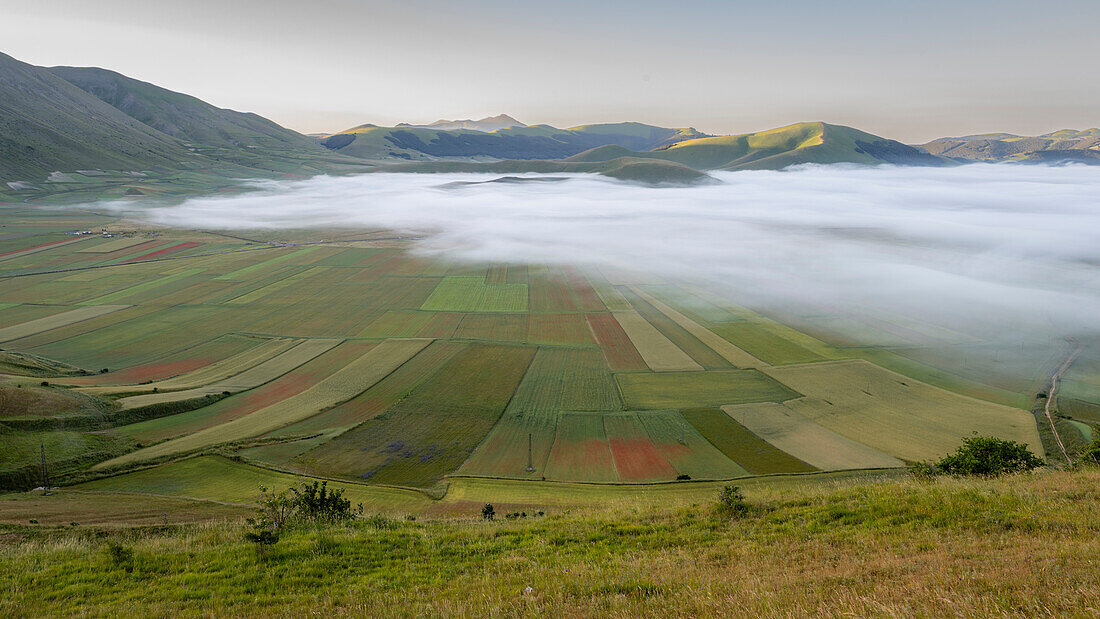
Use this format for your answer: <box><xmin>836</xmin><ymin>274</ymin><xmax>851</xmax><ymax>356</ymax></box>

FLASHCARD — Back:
<box><xmin>100</xmin><ymin>163</ymin><xmax>1100</xmax><ymax>379</ymax></box>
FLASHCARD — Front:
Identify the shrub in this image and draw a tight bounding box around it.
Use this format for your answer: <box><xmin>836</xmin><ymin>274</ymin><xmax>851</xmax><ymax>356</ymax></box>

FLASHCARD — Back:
<box><xmin>716</xmin><ymin>485</ymin><xmax>749</xmax><ymax>516</ymax></box>
<box><xmin>481</xmin><ymin>503</ymin><xmax>495</xmax><ymax>521</ymax></box>
<box><xmin>291</xmin><ymin>481</ymin><xmax>360</xmax><ymax>524</ymax></box>
<box><xmin>910</xmin><ymin>461</ymin><xmax>938</xmax><ymax>481</ymax></box>
<box><xmin>251</xmin><ymin>481</ymin><xmax>361</xmax><ymax>532</ymax></box>
<box><xmin>1079</xmin><ymin>436</ymin><xmax>1100</xmax><ymax>467</ymax></box>
<box><xmin>936</xmin><ymin>435</ymin><xmax>1044</xmax><ymax>476</ymax></box>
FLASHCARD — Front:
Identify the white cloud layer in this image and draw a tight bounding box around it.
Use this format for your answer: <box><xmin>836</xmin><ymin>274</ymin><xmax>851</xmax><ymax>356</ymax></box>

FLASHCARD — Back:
<box><xmin>100</xmin><ymin>163</ymin><xmax>1100</xmax><ymax>375</ymax></box>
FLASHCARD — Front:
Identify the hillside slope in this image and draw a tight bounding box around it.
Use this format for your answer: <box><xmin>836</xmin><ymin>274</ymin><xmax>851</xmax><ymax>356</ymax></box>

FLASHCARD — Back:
<box><xmin>919</xmin><ymin>129</ymin><xmax>1100</xmax><ymax>164</ymax></box>
<box><xmin>0</xmin><ymin>52</ymin><xmax>197</xmax><ymax>182</ymax></box>
<box><xmin>49</xmin><ymin>66</ymin><xmax>323</xmax><ymax>153</ymax></box>
<box><xmin>320</xmin><ymin>122</ymin><xmax>710</xmax><ymax>161</ymax></box>
<box><xmin>568</xmin><ymin>122</ymin><xmax>946</xmax><ymax>170</ymax></box>
<box><xmin>1</xmin><ymin>469</ymin><xmax>1097</xmax><ymax>615</ymax></box>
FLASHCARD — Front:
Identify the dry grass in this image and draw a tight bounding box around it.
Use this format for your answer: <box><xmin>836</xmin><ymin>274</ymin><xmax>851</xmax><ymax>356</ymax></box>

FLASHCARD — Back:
<box><xmin>0</xmin><ymin>469</ymin><xmax>1096</xmax><ymax>616</ymax></box>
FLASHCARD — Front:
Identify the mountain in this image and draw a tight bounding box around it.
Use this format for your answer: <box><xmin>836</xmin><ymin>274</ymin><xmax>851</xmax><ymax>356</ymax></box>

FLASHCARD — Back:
<box><xmin>0</xmin><ymin>52</ymin><xmax>365</xmax><ymax>184</ymax></box>
<box><xmin>919</xmin><ymin>129</ymin><xmax>1100</xmax><ymax>164</ymax></box>
<box><xmin>347</xmin><ymin>122</ymin><xmax>945</xmax><ymax>184</ymax></box>
<box><xmin>48</xmin><ymin>66</ymin><xmax>324</xmax><ymax>153</ymax></box>
<box><xmin>566</xmin><ymin>122</ymin><xmax>945</xmax><ymax>170</ymax></box>
<box><xmin>319</xmin><ymin>122</ymin><xmax>710</xmax><ymax>161</ymax></box>
<box><xmin>399</xmin><ymin>114</ymin><xmax>525</xmax><ymax>132</ymax></box>
<box><xmin>0</xmin><ymin>52</ymin><xmax>198</xmax><ymax>181</ymax></box>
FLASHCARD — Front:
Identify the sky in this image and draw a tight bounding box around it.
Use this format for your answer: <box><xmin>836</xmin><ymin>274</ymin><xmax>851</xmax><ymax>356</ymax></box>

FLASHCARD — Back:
<box><xmin>4</xmin><ymin>0</ymin><xmax>1099</xmax><ymax>142</ymax></box>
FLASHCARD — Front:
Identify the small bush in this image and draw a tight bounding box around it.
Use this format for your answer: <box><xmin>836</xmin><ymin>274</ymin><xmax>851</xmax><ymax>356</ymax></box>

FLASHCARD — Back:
<box><xmin>1078</xmin><ymin>436</ymin><xmax>1100</xmax><ymax>467</ymax></box>
<box><xmin>717</xmin><ymin>485</ymin><xmax>749</xmax><ymax>516</ymax></box>
<box><xmin>482</xmin><ymin>503</ymin><xmax>495</xmax><ymax>521</ymax></box>
<box><xmin>936</xmin><ymin>435</ymin><xmax>1044</xmax><ymax>476</ymax></box>
<box><xmin>105</xmin><ymin>541</ymin><xmax>134</xmax><ymax>572</ymax></box>
<box><xmin>676</xmin><ymin>474</ymin><xmax>692</xmax><ymax>481</ymax></box>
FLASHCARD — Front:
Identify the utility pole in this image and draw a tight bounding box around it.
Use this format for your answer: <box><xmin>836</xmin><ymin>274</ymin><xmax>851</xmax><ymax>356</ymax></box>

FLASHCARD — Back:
<box><xmin>526</xmin><ymin>433</ymin><xmax>535</xmax><ymax>473</ymax></box>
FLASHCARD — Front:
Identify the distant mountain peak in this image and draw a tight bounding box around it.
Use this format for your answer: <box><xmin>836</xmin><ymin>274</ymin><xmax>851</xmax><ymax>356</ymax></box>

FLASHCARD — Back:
<box><xmin>408</xmin><ymin>115</ymin><xmax>527</xmax><ymax>132</ymax></box>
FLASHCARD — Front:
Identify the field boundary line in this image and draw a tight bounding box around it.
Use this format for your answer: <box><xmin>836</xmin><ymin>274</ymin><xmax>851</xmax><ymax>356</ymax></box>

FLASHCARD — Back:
<box><xmin>628</xmin><ymin>285</ymin><xmax>768</xmax><ymax>369</ymax></box>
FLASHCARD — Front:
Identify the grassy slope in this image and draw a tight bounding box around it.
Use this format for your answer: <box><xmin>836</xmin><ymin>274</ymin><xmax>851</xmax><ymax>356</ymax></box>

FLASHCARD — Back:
<box><xmin>0</xmin><ymin>53</ymin><xmax>374</xmax><ymax>187</ymax></box>
<box><xmin>322</xmin><ymin>122</ymin><xmax>708</xmax><ymax>161</ymax></box>
<box><xmin>49</xmin><ymin>66</ymin><xmax>323</xmax><ymax>153</ymax></box>
<box><xmin>920</xmin><ymin>128</ymin><xmax>1100</xmax><ymax>161</ymax></box>
<box><xmin>0</xmin><ymin>469</ymin><xmax>1096</xmax><ymax>615</ymax></box>
<box><xmin>568</xmin><ymin>122</ymin><xmax>946</xmax><ymax>171</ymax></box>
<box><xmin>0</xmin><ymin>52</ymin><xmax>197</xmax><ymax>181</ymax></box>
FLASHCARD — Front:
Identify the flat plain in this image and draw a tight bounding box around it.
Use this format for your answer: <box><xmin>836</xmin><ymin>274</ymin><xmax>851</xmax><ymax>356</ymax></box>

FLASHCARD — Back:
<box><xmin>0</xmin><ymin>202</ymin><xmax>1083</xmax><ymax>516</ymax></box>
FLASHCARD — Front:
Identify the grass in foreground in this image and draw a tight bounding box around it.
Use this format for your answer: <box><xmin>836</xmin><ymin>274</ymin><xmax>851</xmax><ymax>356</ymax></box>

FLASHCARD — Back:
<box><xmin>1</xmin><ymin>469</ymin><xmax>1097</xmax><ymax>616</ymax></box>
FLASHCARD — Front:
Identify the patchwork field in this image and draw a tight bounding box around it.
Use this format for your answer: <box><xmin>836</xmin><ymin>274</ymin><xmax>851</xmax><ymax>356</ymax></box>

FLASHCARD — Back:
<box><xmin>0</xmin><ymin>206</ymin><xmax>1076</xmax><ymax>513</ymax></box>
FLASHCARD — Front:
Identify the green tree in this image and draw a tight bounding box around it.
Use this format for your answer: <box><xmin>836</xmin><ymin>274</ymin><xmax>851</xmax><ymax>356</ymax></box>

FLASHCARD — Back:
<box><xmin>936</xmin><ymin>435</ymin><xmax>1044</xmax><ymax>476</ymax></box>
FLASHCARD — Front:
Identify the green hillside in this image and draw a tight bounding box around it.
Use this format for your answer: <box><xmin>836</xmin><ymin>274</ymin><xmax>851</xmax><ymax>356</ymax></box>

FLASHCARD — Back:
<box><xmin>0</xmin><ymin>52</ymin><xmax>198</xmax><ymax>182</ymax></box>
<box><xmin>49</xmin><ymin>66</ymin><xmax>323</xmax><ymax>153</ymax></box>
<box><xmin>919</xmin><ymin>128</ymin><xmax>1100</xmax><ymax>163</ymax></box>
<box><xmin>0</xmin><ymin>53</ymin><xmax>372</xmax><ymax>185</ymax></box>
<box><xmin>568</xmin><ymin>122</ymin><xmax>946</xmax><ymax>170</ymax></box>
<box><xmin>320</xmin><ymin>121</ymin><xmax>709</xmax><ymax>161</ymax></box>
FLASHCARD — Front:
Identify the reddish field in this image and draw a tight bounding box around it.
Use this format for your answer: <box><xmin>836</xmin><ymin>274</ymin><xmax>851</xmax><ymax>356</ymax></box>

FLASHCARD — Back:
<box><xmin>529</xmin><ymin>270</ymin><xmax>578</xmax><ymax>312</ymax></box>
<box><xmin>586</xmin><ymin>313</ymin><xmax>648</xmax><ymax>371</ymax></box>
<box><xmin>544</xmin><ymin>414</ymin><xmax>618</xmax><ymax>482</ymax></box>
<box><xmin>121</xmin><ymin>341</ymin><xmax>375</xmax><ymax>443</ymax></box>
<box><xmin>124</xmin><ymin>242</ymin><xmax>202</xmax><ymax>262</ymax></box>
<box><xmin>563</xmin><ymin>267</ymin><xmax>605</xmax><ymax>311</ymax></box>
<box><xmin>68</xmin><ymin>358</ymin><xmax>211</xmax><ymax>385</ymax></box>
<box><xmin>604</xmin><ymin>415</ymin><xmax>678</xmax><ymax>482</ymax></box>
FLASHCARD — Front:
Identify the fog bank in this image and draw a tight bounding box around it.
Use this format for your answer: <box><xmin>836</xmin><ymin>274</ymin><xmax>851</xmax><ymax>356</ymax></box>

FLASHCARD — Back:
<box><xmin>101</xmin><ymin>163</ymin><xmax>1100</xmax><ymax>371</ymax></box>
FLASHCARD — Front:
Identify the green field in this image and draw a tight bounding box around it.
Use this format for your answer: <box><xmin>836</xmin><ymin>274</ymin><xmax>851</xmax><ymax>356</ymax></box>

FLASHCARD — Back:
<box><xmin>0</xmin><ymin>205</ymin><xmax>1072</xmax><ymax>510</ymax></box>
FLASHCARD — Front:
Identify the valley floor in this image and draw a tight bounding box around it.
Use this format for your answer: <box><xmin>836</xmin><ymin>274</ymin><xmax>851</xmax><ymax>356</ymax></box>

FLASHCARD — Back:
<box><xmin>2</xmin><ymin>468</ymin><xmax>1098</xmax><ymax>617</ymax></box>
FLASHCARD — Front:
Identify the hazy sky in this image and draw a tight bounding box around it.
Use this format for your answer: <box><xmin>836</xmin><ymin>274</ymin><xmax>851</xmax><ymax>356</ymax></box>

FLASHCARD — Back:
<box><xmin>4</xmin><ymin>0</ymin><xmax>1098</xmax><ymax>141</ymax></box>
